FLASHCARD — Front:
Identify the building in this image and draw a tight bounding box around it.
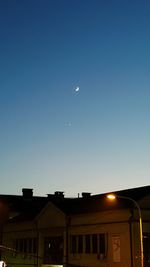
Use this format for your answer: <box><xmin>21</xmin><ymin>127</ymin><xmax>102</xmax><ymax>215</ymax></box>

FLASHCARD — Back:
<box><xmin>0</xmin><ymin>186</ymin><xmax>150</xmax><ymax>267</ymax></box>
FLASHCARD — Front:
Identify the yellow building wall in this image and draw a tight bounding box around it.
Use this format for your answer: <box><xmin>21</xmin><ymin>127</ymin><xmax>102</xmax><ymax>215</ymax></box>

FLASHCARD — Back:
<box><xmin>2</xmin><ymin>202</ymin><xmax>66</xmax><ymax>267</ymax></box>
<box><xmin>2</xmin><ymin>200</ymin><xmax>150</xmax><ymax>267</ymax></box>
<box><xmin>68</xmin><ymin>209</ymin><xmax>132</xmax><ymax>267</ymax></box>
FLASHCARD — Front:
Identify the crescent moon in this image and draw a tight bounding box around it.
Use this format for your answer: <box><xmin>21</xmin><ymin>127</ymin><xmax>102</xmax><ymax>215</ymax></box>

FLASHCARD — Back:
<box><xmin>75</xmin><ymin>86</ymin><xmax>80</xmax><ymax>92</ymax></box>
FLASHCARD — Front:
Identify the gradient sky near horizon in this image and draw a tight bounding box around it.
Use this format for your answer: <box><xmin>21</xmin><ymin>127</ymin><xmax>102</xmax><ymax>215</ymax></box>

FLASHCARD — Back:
<box><xmin>0</xmin><ymin>0</ymin><xmax>150</xmax><ymax>197</ymax></box>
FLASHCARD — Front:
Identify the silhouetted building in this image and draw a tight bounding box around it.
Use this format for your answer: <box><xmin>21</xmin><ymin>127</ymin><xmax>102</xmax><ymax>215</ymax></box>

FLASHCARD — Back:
<box><xmin>0</xmin><ymin>185</ymin><xmax>150</xmax><ymax>267</ymax></box>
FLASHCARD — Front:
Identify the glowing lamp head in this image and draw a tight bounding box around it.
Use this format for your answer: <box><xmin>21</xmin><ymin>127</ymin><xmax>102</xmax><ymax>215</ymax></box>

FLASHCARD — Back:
<box><xmin>106</xmin><ymin>194</ymin><xmax>116</xmax><ymax>200</ymax></box>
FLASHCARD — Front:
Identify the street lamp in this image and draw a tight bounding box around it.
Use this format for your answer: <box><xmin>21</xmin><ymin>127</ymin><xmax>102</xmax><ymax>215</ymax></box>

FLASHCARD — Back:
<box><xmin>106</xmin><ymin>194</ymin><xmax>144</xmax><ymax>267</ymax></box>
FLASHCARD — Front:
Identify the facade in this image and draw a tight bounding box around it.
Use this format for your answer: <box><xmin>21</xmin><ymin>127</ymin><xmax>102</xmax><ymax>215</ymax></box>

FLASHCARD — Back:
<box><xmin>0</xmin><ymin>186</ymin><xmax>150</xmax><ymax>267</ymax></box>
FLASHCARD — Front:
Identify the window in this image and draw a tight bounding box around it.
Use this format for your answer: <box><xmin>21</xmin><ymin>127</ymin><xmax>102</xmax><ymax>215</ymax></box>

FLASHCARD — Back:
<box><xmin>70</xmin><ymin>235</ymin><xmax>77</xmax><ymax>254</ymax></box>
<box><xmin>15</xmin><ymin>239</ymin><xmax>19</xmax><ymax>251</ymax></box>
<box><xmin>143</xmin><ymin>233</ymin><xmax>150</xmax><ymax>266</ymax></box>
<box><xmin>70</xmin><ymin>233</ymin><xmax>107</xmax><ymax>257</ymax></box>
<box><xmin>85</xmin><ymin>235</ymin><xmax>91</xmax><ymax>253</ymax></box>
<box><xmin>78</xmin><ymin>235</ymin><xmax>83</xmax><ymax>253</ymax></box>
<box><xmin>92</xmin><ymin>234</ymin><xmax>97</xmax><ymax>253</ymax></box>
<box><xmin>44</xmin><ymin>236</ymin><xmax>63</xmax><ymax>264</ymax></box>
<box><xmin>28</xmin><ymin>238</ymin><xmax>32</xmax><ymax>253</ymax></box>
<box><xmin>19</xmin><ymin>239</ymin><xmax>23</xmax><ymax>252</ymax></box>
<box><xmin>99</xmin><ymin>234</ymin><xmax>105</xmax><ymax>254</ymax></box>
<box><xmin>13</xmin><ymin>238</ymin><xmax>37</xmax><ymax>254</ymax></box>
<box><xmin>23</xmin><ymin>239</ymin><xmax>27</xmax><ymax>253</ymax></box>
<box><xmin>33</xmin><ymin>238</ymin><xmax>37</xmax><ymax>254</ymax></box>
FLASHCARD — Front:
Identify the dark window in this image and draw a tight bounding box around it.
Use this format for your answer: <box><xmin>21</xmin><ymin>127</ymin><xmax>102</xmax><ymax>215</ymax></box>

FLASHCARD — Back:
<box><xmin>28</xmin><ymin>238</ymin><xmax>32</xmax><ymax>253</ymax></box>
<box><xmin>85</xmin><ymin>235</ymin><xmax>91</xmax><ymax>253</ymax></box>
<box><xmin>13</xmin><ymin>238</ymin><xmax>37</xmax><ymax>254</ymax></box>
<box><xmin>19</xmin><ymin>239</ymin><xmax>23</xmax><ymax>252</ymax></box>
<box><xmin>16</xmin><ymin>239</ymin><xmax>19</xmax><ymax>250</ymax></box>
<box><xmin>23</xmin><ymin>239</ymin><xmax>27</xmax><ymax>253</ymax></box>
<box><xmin>143</xmin><ymin>233</ymin><xmax>150</xmax><ymax>266</ymax></box>
<box><xmin>99</xmin><ymin>234</ymin><xmax>106</xmax><ymax>254</ymax></box>
<box><xmin>44</xmin><ymin>236</ymin><xmax>63</xmax><ymax>264</ymax></box>
<box><xmin>78</xmin><ymin>235</ymin><xmax>83</xmax><ymax>253</ymax></box>
<box><xmin>33</xmin><ymin>238</ymin><xmax>37</xmax><ymax>254</ymax></box>
<box><xmin>70</xmin><ymin>235</ymin><xmax>77</xmax><ymax>254</ymax></box>
<box><xmin>92</xmin><ymin>234</ymin><xmax>97</xmax><ymax>253</ymax></box>
<box><xmin>13</xmin><ymin>239</ymin><xmax>18</xmax><ymax>250</ymax></box>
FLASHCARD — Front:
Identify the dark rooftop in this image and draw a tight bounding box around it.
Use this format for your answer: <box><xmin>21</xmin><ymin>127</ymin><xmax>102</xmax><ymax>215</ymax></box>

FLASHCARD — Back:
<box><xmin>0</xmin><ymin>185</ymin><xmax>149</xmax><ymax>223</ymax></box>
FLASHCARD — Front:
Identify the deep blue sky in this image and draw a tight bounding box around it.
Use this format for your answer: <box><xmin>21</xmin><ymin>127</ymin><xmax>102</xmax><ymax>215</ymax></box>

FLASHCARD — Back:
<box><xmin>0</xmin><ymin>0</ymin><xmax>150</xmax><ymax>196</ymax></box>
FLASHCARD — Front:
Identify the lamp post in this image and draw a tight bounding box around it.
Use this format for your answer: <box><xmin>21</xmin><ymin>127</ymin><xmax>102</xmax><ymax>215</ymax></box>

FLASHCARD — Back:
<box><xmin>106</xmin><ymin>194</ymin><xmax>144</xmax><ymax>267</ymax></box>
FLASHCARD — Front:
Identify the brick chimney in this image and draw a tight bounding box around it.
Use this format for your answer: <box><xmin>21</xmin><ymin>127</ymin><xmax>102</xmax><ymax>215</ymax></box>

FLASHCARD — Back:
<box><xmin>54</xmin><ymin>191</ymin><xmax>64</xmax><ymax>198</ymax></box>
<box><xmin>82</xmin><ymin>192</ymin><xmax>91</xmax><ymax>198</ymax></box>
<box><xmin>22</xmin><ymin>188</ymin><xmax>33</xmax><ymax>199</ymax></box>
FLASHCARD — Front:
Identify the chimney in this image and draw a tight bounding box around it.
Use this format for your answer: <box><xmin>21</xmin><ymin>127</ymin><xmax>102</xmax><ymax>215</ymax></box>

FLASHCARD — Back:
<box><xmin>54</xmin><ymin>191</ymin><xmax>64</xmax><ymax>198</ymax></box>
<box><xmin>82</xmin><ymin>192</ymin><xmax>91</xmax><ymax>198</ymax></box>
<box><xmin>22</xmin><ymin>188</ymin><xmax>33</xmax><ymax>199</ymax></box>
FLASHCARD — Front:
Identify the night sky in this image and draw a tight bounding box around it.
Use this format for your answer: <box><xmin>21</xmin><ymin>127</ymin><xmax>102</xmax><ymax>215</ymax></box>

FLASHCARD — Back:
<box><xmin>1</xmin><ymin>0</ymin><xmax>150</xmax><ymax>196</ymax></box>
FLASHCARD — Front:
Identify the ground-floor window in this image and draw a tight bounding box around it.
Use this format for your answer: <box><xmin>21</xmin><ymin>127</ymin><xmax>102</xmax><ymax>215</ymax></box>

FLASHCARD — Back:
<box><xmin>44</xmin><ymin>236</ymin><xmax>63</xmax><ymax>264</ymax></box>
<box><xmin>92</xmin><ymin>234</ymin><xmax>97</xmax><ymax>253</ymax></box>
<box><xmin>85</xmin><ymin>234</ymin><xmax>90</xmax><ymax>253</ymax></box>
<box><xmin>143</xmin><ymin>233</ymin><xmax>150</xmax><ymax>266</ymax></box>
<box><xmin>13</xmin><ymin>237</ymin><xmax>37</xmax><ymax>254</ymax></box>
<box><xmin>70</xmin><ymin>233</ymin><xmax>107</xmax><ymax>258</ymax></box>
